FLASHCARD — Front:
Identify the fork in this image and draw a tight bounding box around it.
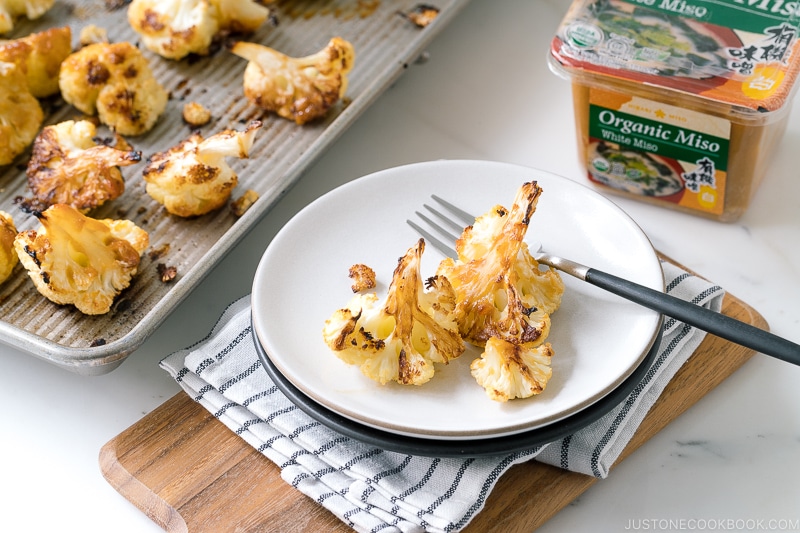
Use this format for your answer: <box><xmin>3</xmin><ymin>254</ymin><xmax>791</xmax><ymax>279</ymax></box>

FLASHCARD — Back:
<box><xmin>407</xmin><ymin>195</ymin><xmax>800</xmax><ymax>366</ymax></box>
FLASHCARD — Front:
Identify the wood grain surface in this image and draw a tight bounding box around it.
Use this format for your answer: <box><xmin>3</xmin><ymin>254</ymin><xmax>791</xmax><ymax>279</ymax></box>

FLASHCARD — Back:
<box><xmin>100</xmin><ymin>271</ymin><xmax>766</xmax><ymax>533</ymax></box>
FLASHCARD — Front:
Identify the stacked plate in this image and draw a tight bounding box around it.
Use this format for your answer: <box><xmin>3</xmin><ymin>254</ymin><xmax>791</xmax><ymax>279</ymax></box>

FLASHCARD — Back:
<box><xmin>250</xmin><ymin>160</ymin><xmax>664</xmax><ymax>457</ymax></box>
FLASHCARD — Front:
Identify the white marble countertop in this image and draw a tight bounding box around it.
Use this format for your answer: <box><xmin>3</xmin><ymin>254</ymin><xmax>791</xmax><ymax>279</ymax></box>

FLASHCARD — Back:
<box><xmin>3</xmin><ymin>1</ymin><xmax>799</xmax><ymax>532</ymax></box>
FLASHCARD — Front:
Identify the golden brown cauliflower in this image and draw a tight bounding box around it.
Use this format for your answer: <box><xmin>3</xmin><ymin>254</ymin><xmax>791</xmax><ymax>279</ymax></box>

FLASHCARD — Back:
<box><xmin>436</xmin><ymin>181</ymin><xmax>564</xmax><ymax>347</ymax></box>
<box><xmin>230</xmin><ymin>188</ymin><xmax>258</xmax><ymax>217</ymax></box>
<box><xmin>400</xmin><ymin>5</ymin><xmax>440</xmax><ymax>28</ymax></box>
<box><xmin>322</xmin><ymin>239</ymin><xmax>465</xmax><ymax>386</ymax></box>
<box><xmin>21</xmin><ymin>120</ymin><xmax>142</xmax><ymax>213</ymax></box>
<box><xmin>230</xmin><ymin>37</ymin><xmax>355</xmax><ymax>125</ymax></box>
<box><xmin>143</xmin><ymin>120</ymin><xmax>261</xmax><ymax>217</ymax></box>
<box><xmin>470</xmin><ymin>337</ymin><xmax>554</xmax><ymax>402</ymax></box>
<box><xmin>128</xmin><ymin>0</ymin><xmax>270</xmax><ymax>60</ymax></box>
<box><xmin>182</xmin><ymin>101</ymin><xmax>212</xmax><ymax>126</ymax></box>
<box><xmin>0</xmin><ymin>210</ymin><xmax>18</xmax><ymax>284</ymax></box>
<box><xmin>59</xmin><ymin>42</ymin><xmax>169</xmax><ymax>136</ymax></box>
<box><xmin>78</xmin><ymin>24</ymin><xmax>109</xmax><ymax>47</ymax></box>
<box><xmin>0</xmin><ymin>26</ymin><xmax>71</xmax><ymax>98</ymax></box>
<box><xmin>13</xmin><ymin>204</ymin><xmax>149</xmax><ymax>315</ymax></box>
<box><xmin>348</xmin><ymin>263</ymin><xmax>376</xmax><ymax>293</ymax></box>
<box><xmin>436</xmin><ymin>181</ymin><xmax>565</xmax><ymax>401</ymax></box>
<box><xmin>0</xmin><ymin>0</ymin><xmax>54</xmax><ymax>34</ymax></box>
<box><xmin>0</xmin><ymin>60</ymin><xmax>42</xmax><ymax>166</ymax></box>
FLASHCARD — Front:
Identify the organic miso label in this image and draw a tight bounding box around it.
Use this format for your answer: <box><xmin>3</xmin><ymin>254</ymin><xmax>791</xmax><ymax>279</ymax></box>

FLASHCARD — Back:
<box><xmin>586</xmin><ymin>87</ymin><xmax>731</xmax><ymax>214</ymax></box>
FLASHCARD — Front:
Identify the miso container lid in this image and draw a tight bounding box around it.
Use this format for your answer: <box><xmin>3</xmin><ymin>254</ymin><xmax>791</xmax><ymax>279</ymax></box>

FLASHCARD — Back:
<box><xmin>549</xmin><ymin>0</ymin><xmax>800</xmax><ymax>116</ymax></box>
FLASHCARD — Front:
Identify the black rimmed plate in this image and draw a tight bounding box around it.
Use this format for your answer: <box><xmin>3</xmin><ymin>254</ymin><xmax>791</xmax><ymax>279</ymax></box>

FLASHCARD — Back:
<box><xmin>253</xmin><ymin>320</ymin><xmax>663</xmax><ymax>457</ymax></box>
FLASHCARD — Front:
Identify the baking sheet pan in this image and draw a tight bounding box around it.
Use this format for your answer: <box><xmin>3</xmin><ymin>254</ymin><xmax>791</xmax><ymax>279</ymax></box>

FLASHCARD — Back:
<box><xmin>0</xmin><ymin>0</ymin><xmax>470</xmax><ymax>374</ymax></box>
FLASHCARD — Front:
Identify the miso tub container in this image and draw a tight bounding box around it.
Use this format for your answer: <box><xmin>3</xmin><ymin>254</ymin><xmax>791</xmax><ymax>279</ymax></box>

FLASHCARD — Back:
<box><xmin>548</xmin><ymin>0</ymin><xmax>800</xmax><ymax>222</ymax></box>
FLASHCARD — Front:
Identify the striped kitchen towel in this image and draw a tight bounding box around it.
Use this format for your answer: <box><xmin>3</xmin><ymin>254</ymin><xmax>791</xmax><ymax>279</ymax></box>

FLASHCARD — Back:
<box><xmin>160</xmin><ymin>261</ymin><xmax>724</xmax><ymax>533</ymax></box>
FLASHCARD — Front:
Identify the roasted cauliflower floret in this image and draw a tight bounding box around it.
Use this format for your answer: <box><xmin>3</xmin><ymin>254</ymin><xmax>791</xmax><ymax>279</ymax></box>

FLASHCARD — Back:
<box><xmin>143</xmin><ymin>120</ymin><xmax>261</xmax><ymax>217</ymax></box>
<box><xmin>348</xmin><ymin>263</ymin><xmax>375</xmax><ymax>293</ymax></box>
<box><xmin>401</xmin><ymin>5</ymin><xmax>440</xmax><ymax>28</ymax></box>
<box><xmin>0</xmin><ymin>210</ymin><xmax>18</xmax><ymax>284</ymax></box>
<box><xmin>471</xmin><ymin>337</ymin><xmax>554</xmax><ymax>402</ymax></box>
<box><xmin>230</xmin><ymin>37</ymin><xmax>355</xmax><ymax>125</ymax></box>
<box><xmin>21</xmin><ymin>120</ymin><xmax>142</xmax><ymax>213</ymax></box>
<box><xmin>127</xmin><ymin>0</ymin><xmax>217</xmax><ymax>60</ymax></box>
<box><xmin>436</xmin><ymin>182</ymin><xmax>564</xmax><ymax>401</ymax></box>
<box><xmin>437</xmin><ymin>181</ymin><xmax>564</xmax><ymax>347</ymax></box>
<box><xmin>214</xmin><ymin>0</ymin><xmax>270</xmax><ymax>33</ymax></box>
<box><xmin>78</xmin><ymin>24</ymin><xmax>109</xmax><ymax>47</ymax></box>
<box><xmin>182</xmin><ymin>101</ymin><xmax>212</xmax><ymax>126</ymax></box>
<box><xmin>59</xmin><ymin>42</ymin><xmax>169</xmax><ymax>136</ymax></box>
<box><xmin>323</xmin><ymin>239</ymin><xmax>465</xmax><ymax>386</ymax></box>
<box><xmin>128</xmin><ymin>0</ymin><xmax>269</xmax><ymax>60</ymax></box>
<box><xmin>13</xmin><ymin>204</ymin><xmax>150</xmax><ymax>315</ymax></box>
<box><xmin>0</xmin><ymin>60</ymin><xmax>42</xmax><ymax>166</ymax></box>
<box><xmin>0</xmin><ymin>0</ymin><xmax>54</xmax><ymax>34</ymax></box>
<box><xmin>230</xmin><ymin>188</ymin><xmax>258</xmax><ymax>217</ymax></box>
<box><xmin>0</xmin><ymin>26</ymin><xmax>72</xmax><ymax>98</ymax></box>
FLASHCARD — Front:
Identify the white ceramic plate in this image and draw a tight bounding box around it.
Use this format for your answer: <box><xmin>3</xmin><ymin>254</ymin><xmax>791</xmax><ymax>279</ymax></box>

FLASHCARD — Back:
<box><xmin>251</xmin><ymin>160</ymin><xmax>663</xmax><ymax>440</ymax></box>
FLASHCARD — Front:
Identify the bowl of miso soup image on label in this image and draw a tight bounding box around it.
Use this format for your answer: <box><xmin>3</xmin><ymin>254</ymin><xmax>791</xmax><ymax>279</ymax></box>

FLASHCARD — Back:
<box><xmin>586</xmin><ymin>140</ymin><xmax>686</xmax><ymax>201</ymax></box>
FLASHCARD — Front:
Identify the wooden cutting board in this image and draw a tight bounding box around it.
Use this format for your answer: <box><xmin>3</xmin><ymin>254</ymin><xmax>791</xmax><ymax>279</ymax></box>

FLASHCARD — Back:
<box><xmin>100</xmin><ymin>261</ymin><xmax>766</xmax><ymax>533</ymax></box>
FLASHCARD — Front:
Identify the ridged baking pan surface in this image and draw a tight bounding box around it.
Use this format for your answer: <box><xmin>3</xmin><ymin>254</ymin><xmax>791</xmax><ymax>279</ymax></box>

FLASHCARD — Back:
<box><xmin>0</xmin><ymin>0</ymin><xmax>470</xmax><ymax>374</ymax></box>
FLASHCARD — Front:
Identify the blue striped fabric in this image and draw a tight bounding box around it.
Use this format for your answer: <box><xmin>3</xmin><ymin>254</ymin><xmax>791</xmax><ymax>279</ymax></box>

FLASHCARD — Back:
<box><xmin>160</xmin><ymin>261</ymin><xmax>724</xmax><ymax>532</ymax></box>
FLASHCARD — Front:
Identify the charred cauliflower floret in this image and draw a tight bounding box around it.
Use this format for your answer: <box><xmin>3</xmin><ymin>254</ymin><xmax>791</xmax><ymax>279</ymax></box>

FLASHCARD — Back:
<box><xmin>436</xmin><ymin>182</ymin><xmax>564</xmax><ymax>401</ymax></box>
<box><xmin>59</xmin><ymin>42</ymin><xmax>169</xmax><ymax>136</ymax></box>
<box><xmin>143</xmin><ymin>120</ymin><xmax>261</xmax><ymax>217</ymax></box>
<box><xmin>13</xmin><ymin>204</ymin><xmax>149</xmax><ymax>315</ymax></box>
<box><xmin>21</xmin><ymin>120</ymin><xmax>142</xmax><ymax>213</ymax></box>
<box><xmin>128</xmin><ymin>0</ymin><xmax>269</xmax><ymax>60</ymax></box>
<box><xmin>0</xmin><ymin>210</ymin><xmax>18</xmax><ymax>284</ymax></box>
<box><xmin>348</xmin><ymin>263</ymin><xmax>375</xmax><ymax>293</ymax></box>
<box><xmin>0</xmin><ymin>26</ymin><xmax>72</xmax><ymax>98</ymax></box>
<box><xmin>436</xmin><ymin>181</ymin><xmax>564</xmax><ymax>347</ymax></box>
<box><xmin>0</xmin><ymin>60</ymin><xmax>42</xmax><ymax>166</ymax></box>
<box><xmin>323</xmin><ymin>239</ymin><xmax>465</xmax><ymax>386</ymax></box>
<box><xmin>230</xmin><ymin>37</ymin><xmax>355</xmax><ymax>125</ymax></box>
<box><xmin>0</xmin><ymin>0</ymin><xmax>54</xmax><ymax>34</ymax></box>
<box><xmin>470</xmin><ymin>337</ymin><xmax>554</xmax><ymax>402</ymax></box>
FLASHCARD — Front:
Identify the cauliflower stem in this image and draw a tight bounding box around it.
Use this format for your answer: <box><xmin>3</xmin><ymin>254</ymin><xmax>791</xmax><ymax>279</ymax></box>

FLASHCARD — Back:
<box><xmin>230</xmin><ymin>37</ymin><xmax>355</xmax><ymax>125</ymax></box>
<box><xmin>437</xmin><ymin>181</ymin><xmax>564</xmax><ymax>347</ymax></box>
<box><xmin>323</xmin><ymin>239</ymin><xmax>465</xmax><ymax>386</ymax></box>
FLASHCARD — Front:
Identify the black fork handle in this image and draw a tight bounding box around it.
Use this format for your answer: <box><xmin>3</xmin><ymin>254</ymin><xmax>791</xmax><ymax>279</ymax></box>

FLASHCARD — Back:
<box><xmin>539</xmin><ymin>252</ymin><xmax>800</xmax><ymax>366</ymax></box>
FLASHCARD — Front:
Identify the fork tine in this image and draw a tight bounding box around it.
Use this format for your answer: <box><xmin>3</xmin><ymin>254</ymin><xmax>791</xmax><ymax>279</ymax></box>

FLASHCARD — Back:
<box><xmin>406</xmin><ymin>217</ymin><xmax>458</xmax><ymax>260</ymax></box>
<box><xmin>408</xmin><ymin>196</ymin><xmax>477</xmax><ymax>260</ymax></box>
<box><xmin>431</xmin><ymin>195</ymin><xmax>475</xmax><ymax>225</ymax></box>
<box><xmin>419</xmin><ymin>207</ymin><xmax>463</xmax><ymax>238</ymax></box>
